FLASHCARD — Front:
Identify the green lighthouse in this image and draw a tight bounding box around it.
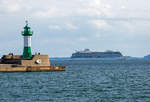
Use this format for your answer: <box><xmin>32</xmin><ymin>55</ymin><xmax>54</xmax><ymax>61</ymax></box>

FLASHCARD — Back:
<box><xmin>22</xmin><ymin>21</ymin><xmax>33</xmax><ymax>59</ymax></box>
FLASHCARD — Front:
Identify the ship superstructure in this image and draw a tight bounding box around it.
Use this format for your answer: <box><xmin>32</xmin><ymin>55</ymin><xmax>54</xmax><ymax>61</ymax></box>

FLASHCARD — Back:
<box><xmin>71</xmin><ymin>49</ymin><xmax>123</xmax><ymax>58</ymax></box>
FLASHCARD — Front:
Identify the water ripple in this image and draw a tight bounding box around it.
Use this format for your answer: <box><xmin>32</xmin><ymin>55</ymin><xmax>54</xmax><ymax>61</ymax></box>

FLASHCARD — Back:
<box><xmin>0</xmin><ymin>60</ymin><xmax>150</xmax><ymax>102</ymax></box>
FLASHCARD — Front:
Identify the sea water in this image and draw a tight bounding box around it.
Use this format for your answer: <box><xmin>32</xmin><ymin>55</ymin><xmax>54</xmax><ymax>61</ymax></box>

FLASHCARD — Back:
<box><xmin>0</xmin><ymin>59</ymin><xmax>150</xmax><ymax>102</ymax></box>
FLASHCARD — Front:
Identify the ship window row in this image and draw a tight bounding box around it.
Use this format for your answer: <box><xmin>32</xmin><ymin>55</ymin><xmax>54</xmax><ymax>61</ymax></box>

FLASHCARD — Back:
<box><xmin>72</xmin><ymin>53</ymin><xmax>122</xmax><ymax>57</ymax></box>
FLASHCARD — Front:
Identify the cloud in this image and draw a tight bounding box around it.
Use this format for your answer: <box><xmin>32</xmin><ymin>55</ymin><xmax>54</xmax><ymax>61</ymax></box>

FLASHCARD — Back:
<box><xmin>48</xmin><ymin>23</ymin><xmax>78</xmax><ymax>30</ymax></box>
<box><xmin>95</xmin><ymin>33</ymin><xmax>101</xmax><ymax>38</ymax></box>
<box><xmin>41</xmin><ymin>37</ymin><xmax>68</xmax><ymax>44</ymax></box>
<box><xmin>32</xmin><ymin>8</ymin><xmax>63</xmax><ymax>18</ymax></box>
<box><xmin>0</xmin><ymin>0</ymin><xmax>21</xmax><ymax>13</ymax></box>
<box><xmin>48</xmin><ymin>25</ymin><xmax>62</xmax><ymax>30</ymax></box>
<box><xmin>1</xmin><ymin>0</ymin><xmax>150</xmax><ymax>19</ymax></box>
<box><xmin>121</xmin><ymin>6</ymin><xmax>126</xmax><ymax>9</ymax></box>
<box><xmin>89</xmin><ymin>19</ymin><xmax>112</xmax><ymax>30</ymax></box>
<box><xmin>113</xmin><ymin>20</ymin><xmax>150</xmax><ymax>34</ymax></box>
<box><xmin>29</xmin><ymin>0</ymin><xmax>113</xmax><ymax>18</ymax></box>
<box><xmin>65</xmin><ymin>23</ymin><xmax>78</xmax><ymax>30</ymax></box>
<box><xmin>1</xmin><ymin>0</ymin><xmax>150</xmax><ymax>57</ymax></box>
<box><xmin>78</xmin><ymin>37</ymin><xmax>88</xmax><ymax>41</ymax></box>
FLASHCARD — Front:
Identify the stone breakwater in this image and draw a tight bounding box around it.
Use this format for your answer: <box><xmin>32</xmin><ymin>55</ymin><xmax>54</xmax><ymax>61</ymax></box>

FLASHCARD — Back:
<box><xmin>0</xmin><ymin>54</ymin><xmax>65</xmax><ymax>72</ymax></box>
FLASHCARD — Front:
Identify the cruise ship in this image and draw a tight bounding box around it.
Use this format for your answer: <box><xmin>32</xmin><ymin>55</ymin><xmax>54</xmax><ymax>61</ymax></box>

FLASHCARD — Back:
<box><xmin>71</xmin><ymin>49</ymin><xmax>123</xmax><ymax>58</ymax></box>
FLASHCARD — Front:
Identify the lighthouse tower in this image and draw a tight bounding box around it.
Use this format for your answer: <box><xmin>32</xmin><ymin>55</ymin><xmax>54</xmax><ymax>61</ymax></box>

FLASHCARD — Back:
<box><xmin>22</xmin><ymin>21</ymin><xmax>33</xmax><ymax>59</ymax></box>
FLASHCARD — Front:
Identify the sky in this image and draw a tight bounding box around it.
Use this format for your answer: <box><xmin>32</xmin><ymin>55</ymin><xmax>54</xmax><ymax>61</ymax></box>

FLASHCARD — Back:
<box><xmin>0</xmin><ymin>0</ymin><xmax>150</xmax><ymax>57</ymax></box>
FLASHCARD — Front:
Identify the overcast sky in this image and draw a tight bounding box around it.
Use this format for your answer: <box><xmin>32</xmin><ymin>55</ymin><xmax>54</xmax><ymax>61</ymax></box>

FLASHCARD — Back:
<box><xmin>0</xmin><ymin>0</ymin><xmax>150</xmax><ymax>57</ymax></box>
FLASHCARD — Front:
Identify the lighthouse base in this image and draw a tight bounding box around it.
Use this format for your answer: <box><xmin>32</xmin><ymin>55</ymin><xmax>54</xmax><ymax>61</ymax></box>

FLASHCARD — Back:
<box><xmin>0</xmin><ymin>53</ymin><xmax>65</xmax><ymax>72</ymax></box>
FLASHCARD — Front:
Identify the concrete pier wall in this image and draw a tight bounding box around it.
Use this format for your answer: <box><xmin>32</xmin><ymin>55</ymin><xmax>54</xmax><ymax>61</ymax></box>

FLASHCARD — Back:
<box><xmin>0</xmin><ymin>54</ymin><xmax>65</xmax><ymax>72</ymax></box>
